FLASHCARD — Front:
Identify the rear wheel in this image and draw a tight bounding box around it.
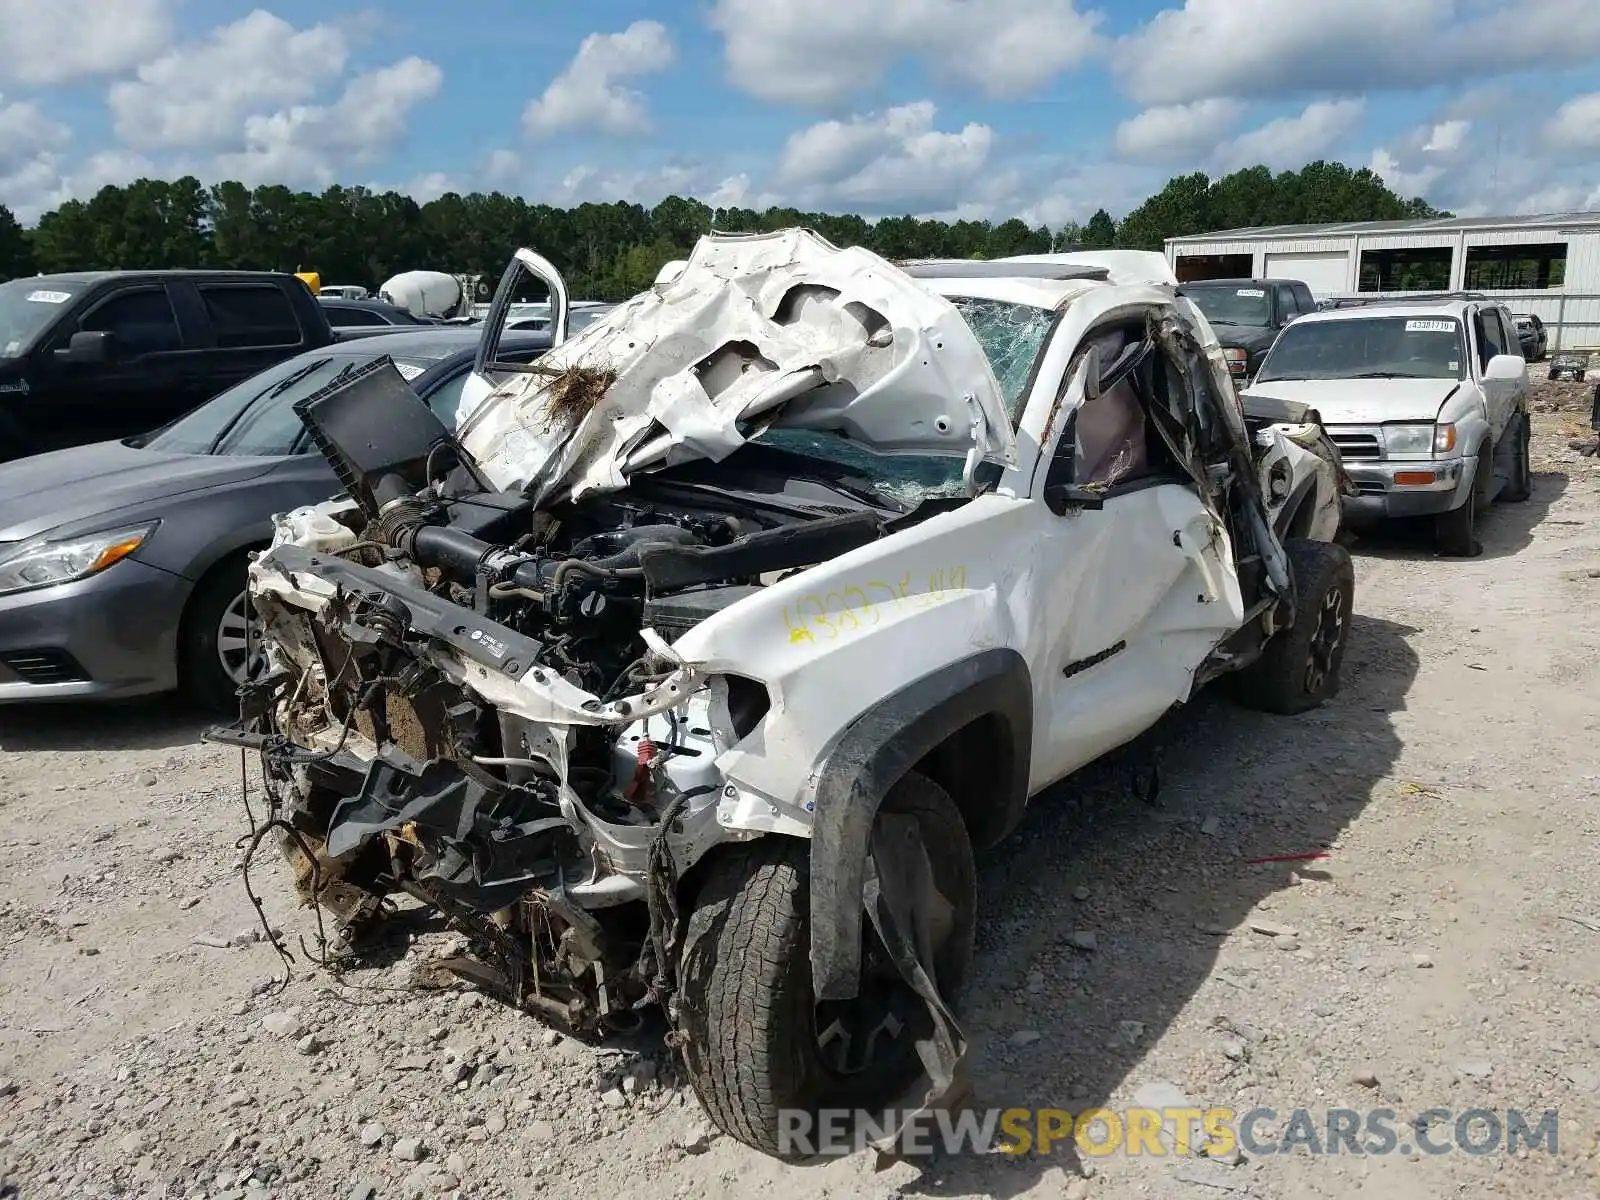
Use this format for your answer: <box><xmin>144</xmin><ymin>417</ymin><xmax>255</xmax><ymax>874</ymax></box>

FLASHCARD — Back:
<box><xmin>1232</xmin><ymin>538</ymin><xmax>1354</xmax><ymax>716</ymax></box>
<box><xmin>1503</xmin><ymin>412</ymin><xmax>1533</xmax><ymax>503</ymax></box>
<box><xmin>678</xmin><ymin>771</ymin><xmax>975</xmax><ymax>1159</ymax></box>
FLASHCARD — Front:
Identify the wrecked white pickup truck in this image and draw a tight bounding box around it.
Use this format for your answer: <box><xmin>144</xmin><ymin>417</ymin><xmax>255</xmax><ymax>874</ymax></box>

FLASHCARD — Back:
<box><xmin>208</xmin><ymin>229</ymin><xmax>1352</xmax><ymax>1159</ymax></box>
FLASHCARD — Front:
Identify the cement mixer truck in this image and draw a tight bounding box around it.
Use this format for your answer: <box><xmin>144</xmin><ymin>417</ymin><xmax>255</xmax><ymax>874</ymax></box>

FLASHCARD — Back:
<box><xmin>376</xmin><ymin>271</ymin><xmax>491</xmax><ymax>321</ymax></box>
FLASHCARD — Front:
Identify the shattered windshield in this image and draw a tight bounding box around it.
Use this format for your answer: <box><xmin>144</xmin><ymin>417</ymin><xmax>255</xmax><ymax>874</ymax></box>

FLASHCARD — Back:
<box><xmin>948</xmin><ymin>295</ymin><xmax>1056</xmax><ymax>422</ymax></box>
<box><xmin>1256</xmin><ymin>316</ymin><xmax>1467</xmax><ymax>383</ymax></box>
<box><xmin>751</xmin><ymin>429</ymin><xmax>967</xmax><ymax>509</ymax></box>
<box><xmin>1183</xmin><ymin>285</ymin><xmax>1272</xmax><ymax>328</ymax></box>
<box><xmin>743</xmin><ymin>295</ymin><xmax>1052</xmax><ymax>507</ymax></box>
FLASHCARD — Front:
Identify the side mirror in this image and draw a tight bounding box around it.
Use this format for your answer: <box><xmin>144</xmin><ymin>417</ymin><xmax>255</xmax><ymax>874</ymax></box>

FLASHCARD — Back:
<box><xmin>1484</xmin><ymin>353</ymin><xmax>1526</xmax><ymax>382</ymax></box>
<box><xmin>55</xmin><ymin>330</ymin><xmax>113</xmax><ymax>365</ymax></box>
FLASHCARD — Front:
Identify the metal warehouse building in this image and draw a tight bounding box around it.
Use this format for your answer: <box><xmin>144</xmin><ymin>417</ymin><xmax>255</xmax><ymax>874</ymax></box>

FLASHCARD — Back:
<box><xmin>1165</xmin><ymin>211</ymin><xmax>1600</xmax><ymax>350</ymax></box>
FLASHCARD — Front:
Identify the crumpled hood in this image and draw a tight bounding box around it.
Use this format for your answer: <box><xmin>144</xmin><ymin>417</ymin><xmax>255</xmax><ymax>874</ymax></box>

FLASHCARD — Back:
<box><xmin>0</xmin><ymin>441</ymin><xmax>276</xmax><ymax>542</ymax></box>
<box><xmin>456</xmin><ymin>228</ymin><xmax>1018</xmax><ymax>505</ymax></box>
<box><xmin>1243</xmin><ymin>377</ymin><xmax>1461</xmax><ymax>426</ymax></box>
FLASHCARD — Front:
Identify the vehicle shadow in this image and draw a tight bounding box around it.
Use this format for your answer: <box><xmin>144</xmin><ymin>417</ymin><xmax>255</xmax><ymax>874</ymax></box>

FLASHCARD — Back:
<box><xmin>0</xmin><ymin>696</ymin><xmax>210</xmax><ymax>753</ymax></box>
<box><xmin>1342</xmin><ymin>469</ymin><xmax>1567</xmax><ymax>562</ymax></box>
<box><xmin>897</xmin><ymin>613</ymin><xmax>1420</xmax><ymax>1196</ymax></box>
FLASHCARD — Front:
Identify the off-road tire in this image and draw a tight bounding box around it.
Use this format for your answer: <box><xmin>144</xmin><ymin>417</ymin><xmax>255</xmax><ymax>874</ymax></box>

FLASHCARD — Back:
<box><xmin>1503</xmin><ymin>411</ymin><xmax>1533</xmax><ymax>503</ymax></box>
<box><xmin>177</xmin><ymin>554</ymin><xmax>250</xmax><ymax>713</ymax></box>
<box><xmin>677</xmin><ymin>771</ymin><xmax>975</xmax><ymax>1159</ymax></box>
<box><xmin>1435</xmin><ymin>449</ymin><xmax>1486</xmax><ymax>557</ymax></box>
<box><xmin>1232</xmin><ymin>537</ymin><xmax>1355</xmax><ymax>716</ymax></box>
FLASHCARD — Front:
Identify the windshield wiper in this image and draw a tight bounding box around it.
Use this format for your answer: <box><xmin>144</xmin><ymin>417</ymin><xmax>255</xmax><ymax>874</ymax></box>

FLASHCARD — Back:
<box><xmin>204</xmin><ymin>357</ymin><xmax>353</xmax><ymax>453</ymax></box>
<box><xmin>266</xmin><ymin>357</ymin><xmax>338</xmax><ymax>399</ymax></box>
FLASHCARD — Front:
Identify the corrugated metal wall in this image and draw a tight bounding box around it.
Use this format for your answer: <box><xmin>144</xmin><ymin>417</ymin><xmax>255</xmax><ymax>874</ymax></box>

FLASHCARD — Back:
<box><xmin>1169</xmin><ymin>229</ymin><xmax>1600</xmax><ymax>343</ymax></box>
<box><xmin>1562</xmin><ymin>233</ymin><xmax>1600</xmax><ymax>292</ymax></box>
<box><xmin>1355</xmin><ymin>233</ymin><xmax>1458</xmax><ymax>251</ymax></box>
<box><xmin>1171</xmin><ymin>237</ymin><xmax>1354</xmax><ymax>260</ymax></box>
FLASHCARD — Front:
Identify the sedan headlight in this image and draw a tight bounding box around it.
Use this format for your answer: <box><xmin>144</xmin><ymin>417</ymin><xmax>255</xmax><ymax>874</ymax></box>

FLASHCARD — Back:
<box><xmin>1381</xmin><ymin>424</ymin><xmax>1433</xmax><ymax>460</ymax></box>
<box><xmin>0</xmin><ymin>522</ymin><xmax>158</xmax><ymax>597</ymax></box>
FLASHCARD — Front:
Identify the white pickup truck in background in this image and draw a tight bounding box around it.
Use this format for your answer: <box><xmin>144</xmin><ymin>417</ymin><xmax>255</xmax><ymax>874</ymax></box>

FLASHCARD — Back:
<box><xmin>1243</xmin><ymin>297</ymin><xmax>1532</xmax><ymax>556</ymax></box>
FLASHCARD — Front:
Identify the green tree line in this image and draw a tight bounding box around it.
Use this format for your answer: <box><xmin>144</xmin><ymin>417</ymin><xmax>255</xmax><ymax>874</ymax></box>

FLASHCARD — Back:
<box><xmin>0</xmin><ymin>160</ymin><xmax>1444</xmax><ymax>299</ymax></box>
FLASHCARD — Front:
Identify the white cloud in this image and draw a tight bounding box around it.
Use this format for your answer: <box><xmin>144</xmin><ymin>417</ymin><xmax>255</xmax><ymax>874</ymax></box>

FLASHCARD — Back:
<box><xmin>481</xmin><ymin>150</ymin><xmax>525</xmax><ymax>189</ymax></box>
<box><xmin>547</xmin><ymin>161</ymin><xmax>757</xmax><ymax>210</ymax></box>
<box><xmin>1116</xmin><ymin>0</ymin><xmax>1600</xmax><ymax>106</ymax></box>
<box><xmin>1</xmin><ymin>136</ymin><xmax>156</xmax><ymax>225</ymax></box>
<box><xmin>1369</xmin><ymin>99</ymin><xmax>1600</xmax><ymax>216</ymax></box>
<box><xmin>1545</xmin><ymin>91</ymin><xmax>1600</xmax><ymax>152</ymax></box>
<box><xmin>1422</xmin><ymin>119</ymin><xmax>1470</xmax><ymax>155</ymax></box>
<box><xmin>523</xmin><ymin>21</ymin><xmax>674</xmax><ymax>138</ymax></box>
<box><xmin>1368</xmin><ymin>147</ymin><xmax>1443</xmax><ymax>200</ymax></box>
<box><xmin>213</xmin><ymin>57</ymin><xmax>444</xmax><ymax>187</ymax></box>
<box><xmin>0</xmin><ymin>95</ymin><xmax>73</xmax><ymax>221</ymax></box>
<box><xmin>1114</xmin><ymin>99</ymin><xmax>1245</xmax><ymax>164</ymax></box>
<box><xmin>400</xmin><ymin>172</ymin><xmax>458</xmax><ymax>204</ymax></box>
<box><xmin>109</xmin><ymin>10</ymin><xmax>348</xmax><ymax>152</ymax></box>
<box><xmin>1214</xmin><ymin>99</ymin><xmax>1366</xmax><ymax>171</ymax></box>
<box><xmin>976</xmin><ymin>157</ymin><xmax>1160</xmax><ymax>229</ymax></box>
<box><xmin>0</xmin><ymin>0</ymin><xmax>174</xmax><ymax>87</ymax></box>
<box><xmin>775</xmin><ymin>101</ymin><xmax>993</xmax><ymax>213</ymax></box>
<box><xmin>709</xmin><ymin>0</ymin><xmax>1101</xmax><ymax>106</ymax></box>
<box><xmin>1366</xmin><ymin>115</ymin><xmax>1472</xmax><ymax>198</ymax></box>
<box><xmin>0</xmin><ymin>97</ymin><xmax>70</xmax><ymax>177</ymax></box>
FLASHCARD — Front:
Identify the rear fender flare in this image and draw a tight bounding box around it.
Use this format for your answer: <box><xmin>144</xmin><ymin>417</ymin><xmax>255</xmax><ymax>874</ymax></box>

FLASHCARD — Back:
<box><xmin>805</xmin><ymin>647</ymin><xmax>1032</xmax><ymax>1001</ymax></box>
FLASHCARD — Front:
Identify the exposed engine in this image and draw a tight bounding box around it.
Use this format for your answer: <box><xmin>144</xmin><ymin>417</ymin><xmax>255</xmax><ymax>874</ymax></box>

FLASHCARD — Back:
<box><xmin>221</xmin><ymin>359</ymin><xmax>884</xmax><ymax>1033</ymax></box>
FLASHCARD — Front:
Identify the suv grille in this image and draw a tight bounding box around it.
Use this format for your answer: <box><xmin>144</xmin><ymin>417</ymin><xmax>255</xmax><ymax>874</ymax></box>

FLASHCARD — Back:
<box><xmin>0</xmin><ymin>649</ymin><xmax>89</xmax><ymax>685</ymax></box>
<box><xmin>1330</xmin><ymin>432</ymin><xmax>1381</xmax><ymax>461</ymax></box>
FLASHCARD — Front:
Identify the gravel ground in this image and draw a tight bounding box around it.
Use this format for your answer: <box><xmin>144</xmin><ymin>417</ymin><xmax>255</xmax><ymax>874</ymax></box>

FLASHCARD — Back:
<box><xmin>4</xmin><ymin>379</ymin><xmax>1600</xmax><ymax>1199</ymax></box>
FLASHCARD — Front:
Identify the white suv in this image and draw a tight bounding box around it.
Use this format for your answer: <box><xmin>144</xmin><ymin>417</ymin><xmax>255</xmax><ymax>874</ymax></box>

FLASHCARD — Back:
<box><xmin>1243</xmin><ymin>297</ymin><xmax>1532</xmax><ymax>556</ymax></box>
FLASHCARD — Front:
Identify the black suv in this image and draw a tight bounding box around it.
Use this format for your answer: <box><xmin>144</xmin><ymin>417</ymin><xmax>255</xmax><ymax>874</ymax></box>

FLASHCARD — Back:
<box><xmin>0</xmin><ymin>270</ymin><xmax>337</xmax><ymax>461</ymax></box>
<box><xmin>1513</xmin><ymin>313</ymin><xmax>1547</xmax><ymax>361</ymax></box>
<box><xmin>1178</xmin><ymin>277</ymin><xmax>1317</xmax><ymax>383</ymax></box>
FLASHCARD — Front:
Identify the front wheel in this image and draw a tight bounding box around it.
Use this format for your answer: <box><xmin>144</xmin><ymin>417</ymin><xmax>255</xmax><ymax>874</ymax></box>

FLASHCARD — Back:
<box><xmin>1435</xmin><ymin>449</ymin><xmax>1486</xmax><ymax>557</ymax></box>
<box><xmin>677</xmin><ymin>771</ymin><xmax>975</xmax><ymax>1159</ymax></box>
<box><xmin>178</xmin><ymin>556</ymin><xmax>258</xmax><ymax>712</ymax></box>
<box><xmin>1232</xmin><ymin>538</ymin><xmax>1355</xmax><ymax>716</ymax></box>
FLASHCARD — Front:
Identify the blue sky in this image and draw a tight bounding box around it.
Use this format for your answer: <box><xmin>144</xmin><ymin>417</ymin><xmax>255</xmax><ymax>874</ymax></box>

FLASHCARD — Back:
<box><xmin>3</xmin><ymin>0</ymin><xmax>1600</xmax><ymax>226</ymax></box>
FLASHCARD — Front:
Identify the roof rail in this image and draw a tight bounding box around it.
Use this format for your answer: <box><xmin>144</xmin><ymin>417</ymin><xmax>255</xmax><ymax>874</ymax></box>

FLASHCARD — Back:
<box><xmin>1318</xmin><ymin>291</ymin><xmax>1490</xmax><ymax>309</ymax></box>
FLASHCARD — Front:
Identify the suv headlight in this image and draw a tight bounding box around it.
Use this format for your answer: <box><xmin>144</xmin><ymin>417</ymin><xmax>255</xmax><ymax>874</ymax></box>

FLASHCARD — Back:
<box><xmin>0</xmin><ymin>522</ymin><xmax>158</xmax><ymax>597</ymax></box>
<box><xmin>1381</xmin><ymin>424</ymin><xmax>1435</xmax><ymax>460</ymax></box>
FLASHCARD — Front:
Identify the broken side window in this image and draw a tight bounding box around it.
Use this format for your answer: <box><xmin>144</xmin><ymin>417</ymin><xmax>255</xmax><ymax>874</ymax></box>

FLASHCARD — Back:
<box><xmin>949</xmin><ymin>296</ymin><xmax>1057</xmax><ymax>422</ymax></box>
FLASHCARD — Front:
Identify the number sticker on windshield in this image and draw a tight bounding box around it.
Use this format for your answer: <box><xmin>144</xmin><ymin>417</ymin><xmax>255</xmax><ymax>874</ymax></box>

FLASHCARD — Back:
<box><xmin>394</xmin><ymin>362</ymin><xmax>426</xmax><ymax>381</ymax></box>
<box><xmin>25</xmin><ymin>290</ymin><xmax>71</xmax><ymax>304</ymax></box>
<box><xmin>1406</xmin><ymin>319</ymin><xmax>1454</xmax><ymax>332</ymax></box>
<box><xmin>1236</xmin><ymin>288</ymin><xmax>1265</xmax><ymax>297</ymax></box>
